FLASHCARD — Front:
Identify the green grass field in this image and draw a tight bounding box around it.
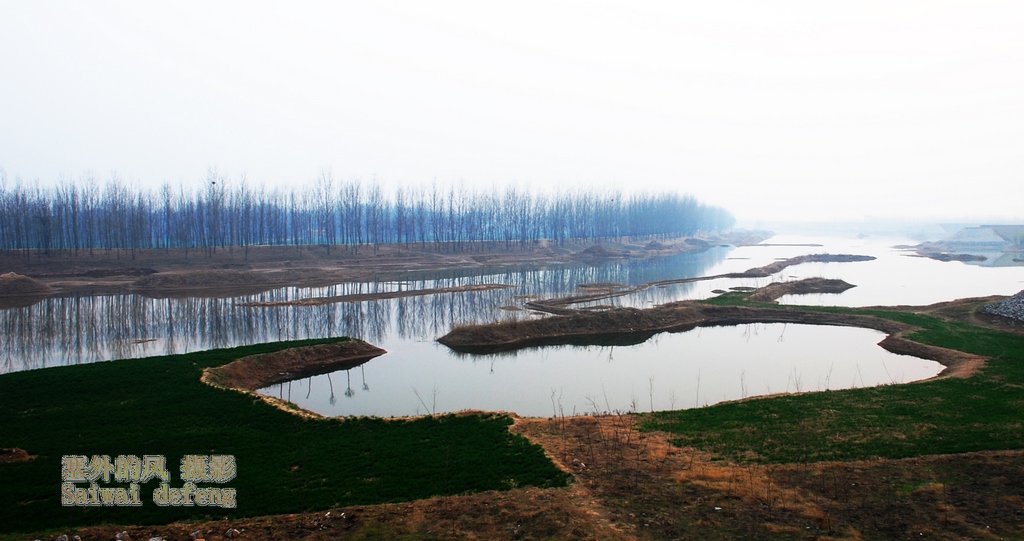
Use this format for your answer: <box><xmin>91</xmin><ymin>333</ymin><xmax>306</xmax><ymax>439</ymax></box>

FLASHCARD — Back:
<box><xmin>0</xmin><ymin>338</ymin><xmax>570</xmax><ymax>534</ymax></box>
<box><xmin>643</xmin><ymin>298</ymin><xmax>1024</xmax><ymax>463</ymax></box>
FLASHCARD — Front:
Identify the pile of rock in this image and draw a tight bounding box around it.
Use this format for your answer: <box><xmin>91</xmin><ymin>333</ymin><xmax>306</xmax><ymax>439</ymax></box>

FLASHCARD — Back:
<box><xmin>984</xmin><ymin>289</ymin><xmax>1024</xmax><ymax>322</ymax></box>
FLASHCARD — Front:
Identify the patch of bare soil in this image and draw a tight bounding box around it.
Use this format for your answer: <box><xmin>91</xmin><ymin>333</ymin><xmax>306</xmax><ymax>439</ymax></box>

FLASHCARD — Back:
<box><xmin>0</xmin><ymin>272</ymin><xmax>56</xmax><ymax>308</ymax></box>
<box><xmin>0</xmin><ymin>272</ymin><xmax>55</xmax><ymax>296</ymax></box>
<box><xmin>131</xmin><ymin>270</ymin><xmax>281</xmax><ymax>297</ymax></box>
<box><xmin>81</xmin><ymin>267</ymin><xmax>159</xmax><ymax>277</ymax></box>
<box><xmin>238</xmin><ymin>283</ymin><xmax>513</xmax><ymax>307</ymax></box>
<box><xmin>202</xmin><ymin>340</ymin><xmax>386</xmax><ymax>392</ymax></box>
<box><xmin>0</xmin><ymin>447</ymin><xmax>34</xmax><ymax>464</ymax></box>
<box><xmin>572</xmin><ymin>244</ymin><xmax>621</xmax><ymax>259</ymax></box>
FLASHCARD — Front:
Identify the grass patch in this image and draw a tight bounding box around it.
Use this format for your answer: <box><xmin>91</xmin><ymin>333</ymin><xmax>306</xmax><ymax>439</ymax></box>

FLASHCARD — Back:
<box><xmin>0</xmin><ymin>338</ymin><xmax>569</xmax><ymax>534</ymax></box>
<box><xmin>642</xmin><ymin>302</ymin><xmax>1024</xmax><ymax>463</ymax></box>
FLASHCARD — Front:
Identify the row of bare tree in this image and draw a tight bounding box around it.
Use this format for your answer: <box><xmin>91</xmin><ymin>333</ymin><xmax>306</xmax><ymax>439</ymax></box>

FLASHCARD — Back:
<box><xmin>0</xmin><ymin>169</ymin><xmax>735</xmax><ymax>258</ymax></box>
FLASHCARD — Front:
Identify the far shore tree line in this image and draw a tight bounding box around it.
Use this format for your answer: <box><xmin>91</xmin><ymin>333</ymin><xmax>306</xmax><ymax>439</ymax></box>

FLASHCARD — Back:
<box><xmin>0</xmin><ymin>169</ymin><xmax>735</xmax><ymax>259</ymax></box>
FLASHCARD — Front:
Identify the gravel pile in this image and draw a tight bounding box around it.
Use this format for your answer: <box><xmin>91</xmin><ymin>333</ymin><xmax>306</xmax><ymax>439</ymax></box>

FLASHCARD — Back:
<box><xmin>984</xmin><ymin>289</ymin><xmax>1024</xmax><ymax>322</ymax></box>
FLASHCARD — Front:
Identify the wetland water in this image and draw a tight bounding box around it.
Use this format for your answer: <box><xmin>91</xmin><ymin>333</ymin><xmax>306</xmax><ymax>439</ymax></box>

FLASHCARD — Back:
<box><xmin>262</xmin><ymin>323</ymin><xmax>942</xmax><ymax>417</ymax></box>
<box><xmin>2</xmin><ymin>234</ymin><xmax>1021</xmax><ymax>416</ymax></box>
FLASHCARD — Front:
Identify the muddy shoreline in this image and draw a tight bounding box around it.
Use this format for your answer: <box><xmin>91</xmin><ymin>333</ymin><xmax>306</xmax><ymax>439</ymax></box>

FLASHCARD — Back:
<box><xmin>439</xmin><ymin>281</ymin><xmax>986</xmax><ymax>380</ymax></box>
<box><xmin>202</xmin><ymin>339</ymin><xmax>387</xmax><ymax>392</ymax></box>
<box><xmin>0</xmin><ymin>231</ymin><xmax>770</xmax><ymax>301</ymax></box>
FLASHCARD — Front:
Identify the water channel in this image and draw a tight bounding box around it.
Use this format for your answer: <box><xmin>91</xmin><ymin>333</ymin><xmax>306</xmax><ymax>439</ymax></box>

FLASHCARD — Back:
<box><xmin>2</xmin><ymin>234</ymin><xmax>1021</xmax><ymax>416</ymax></box>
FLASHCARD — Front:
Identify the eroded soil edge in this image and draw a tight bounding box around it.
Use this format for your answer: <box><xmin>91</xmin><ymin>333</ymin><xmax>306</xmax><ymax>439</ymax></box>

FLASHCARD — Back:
<box><xmin>202</xmin><ymin>340</ymin><xmax>386</xmax><ymax>393</ymax></box>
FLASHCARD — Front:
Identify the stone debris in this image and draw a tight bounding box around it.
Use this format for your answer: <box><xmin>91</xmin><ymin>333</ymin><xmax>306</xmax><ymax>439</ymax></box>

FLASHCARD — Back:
<box><xmin>983</xmin><ymin>289</ymin><xmax>1024</xmax><ymax>322</ymax></box>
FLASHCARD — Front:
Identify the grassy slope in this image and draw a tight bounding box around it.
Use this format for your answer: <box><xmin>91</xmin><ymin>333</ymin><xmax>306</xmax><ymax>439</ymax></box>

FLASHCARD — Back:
<box><xmin>643</xmin><ymin>294</ymin><xmax>1024</xmax><ymax>462</ymax></box>
<box><xmin>0</xmin><ymin>338</ymin><xmax>569</xmax><ymax>534</ymax></box>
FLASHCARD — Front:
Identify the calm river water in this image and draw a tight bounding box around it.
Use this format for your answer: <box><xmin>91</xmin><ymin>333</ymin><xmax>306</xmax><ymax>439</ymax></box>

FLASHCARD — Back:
<box><xmin>2</xmin><ymin>234</ymin><xmax>1021</xmax><ymax>416</ymax></box>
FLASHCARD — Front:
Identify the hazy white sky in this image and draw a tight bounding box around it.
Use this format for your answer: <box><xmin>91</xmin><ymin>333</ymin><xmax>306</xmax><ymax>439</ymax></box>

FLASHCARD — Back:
<box><xmin>1</xmin><ymin>1</ymin><xmax>1022</xmax><ymax>223</ymax></box>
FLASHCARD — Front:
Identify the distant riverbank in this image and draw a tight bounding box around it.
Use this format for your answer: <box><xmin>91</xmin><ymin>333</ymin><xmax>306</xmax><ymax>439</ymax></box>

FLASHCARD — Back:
<box><xmin>0</xmin><ymin>230</ymin><xmax>771</xmax><ymax>301</ymax></box>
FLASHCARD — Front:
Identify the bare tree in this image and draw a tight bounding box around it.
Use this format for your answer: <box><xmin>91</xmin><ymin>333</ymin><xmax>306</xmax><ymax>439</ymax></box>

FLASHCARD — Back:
<box><xmin>0</xmin><ymin>173</ymin><xmax>734</xmax><ymax>255</ymax></box>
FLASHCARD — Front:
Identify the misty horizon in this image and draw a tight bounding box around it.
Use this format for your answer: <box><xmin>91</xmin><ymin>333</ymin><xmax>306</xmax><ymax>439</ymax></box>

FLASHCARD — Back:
<box><xmin>3</xmin><ymin>2</ymin><xmax>1023</xmax><ymax>223</ymax></box>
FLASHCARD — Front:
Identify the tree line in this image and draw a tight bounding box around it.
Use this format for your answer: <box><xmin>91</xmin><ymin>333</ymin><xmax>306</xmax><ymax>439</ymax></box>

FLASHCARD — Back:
<box><xmin>0</xmin><ymin>169</ymin><xmax>735</xmax><ymax>258</ymax></box>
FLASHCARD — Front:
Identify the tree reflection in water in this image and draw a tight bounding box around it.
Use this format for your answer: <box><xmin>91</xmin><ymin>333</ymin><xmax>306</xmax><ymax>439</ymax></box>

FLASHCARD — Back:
<box><xmin>0</xmin><ymin>249</ymin><xmax>725</xmax><ymax>373</ymax></box>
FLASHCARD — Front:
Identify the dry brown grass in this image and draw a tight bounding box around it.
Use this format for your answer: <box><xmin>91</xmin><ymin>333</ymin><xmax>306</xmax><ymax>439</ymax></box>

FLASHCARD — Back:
<box><xmin>52</xmin><ymin>486</ymin><xmax>632</xmax><ymax>541</ymax></box>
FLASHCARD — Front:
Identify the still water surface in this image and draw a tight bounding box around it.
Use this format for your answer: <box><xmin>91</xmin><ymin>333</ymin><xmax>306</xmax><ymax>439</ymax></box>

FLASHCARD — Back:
<box><xmin>1</xmin><ymin>234</ymin><xmax>1020</xmax><ymax>415</ymax></box>
<box><xmin>260</xmin><ymin>323</ymin><xmax>942</xmax><ymax>418</ymax></box>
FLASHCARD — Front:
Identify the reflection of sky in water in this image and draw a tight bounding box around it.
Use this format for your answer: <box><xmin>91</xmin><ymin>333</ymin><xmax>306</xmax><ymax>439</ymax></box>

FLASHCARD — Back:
<box><xmin>768</xmin><ymin>234</ymin><xmax>1024</xmax><ymax>307</ymax></box>
<box><xmin>1</xmin><ymin>233</ymin><xmax>1021</xmax><ymax>386</ymax></box>
<box><xmin>260</xmin><ymin>323</ymin><xmax>944</xmax><ymax>417</ymax></box>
